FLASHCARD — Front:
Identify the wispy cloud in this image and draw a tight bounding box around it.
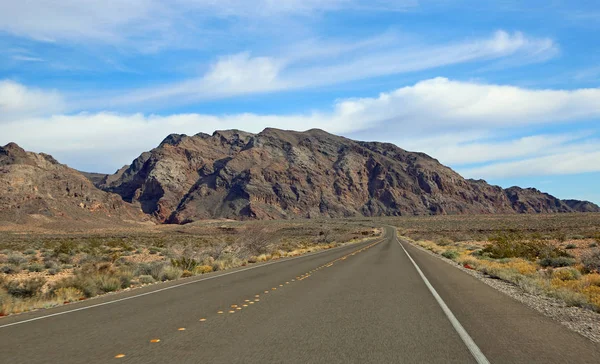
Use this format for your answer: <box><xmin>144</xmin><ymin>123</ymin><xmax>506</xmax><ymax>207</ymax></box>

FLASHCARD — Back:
<box><xmin>401</xmin><ymin>133</ymin><xmax>594</xmax><ymax>165</ymax></box>
<box><xmin>11</xmin><ymin>55</ymin><xmax>44</xmax><ymax>62</ymax></box>
<box><xmin>0</xmin><ymin>0</ymin><xmax>416</xmax><ymax>47</ymax></box>
<box><xmin>460</xmin><ymin>150</ymin><xmax>600</xmax><ymax>178</ymax></box>
<box><xmin>94</xmin><ymin>31</ymin><xmax>557</xmax><ymax>109</ymax></box>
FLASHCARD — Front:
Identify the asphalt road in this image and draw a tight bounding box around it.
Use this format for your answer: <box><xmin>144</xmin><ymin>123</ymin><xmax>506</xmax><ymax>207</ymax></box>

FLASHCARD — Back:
<box><xmin>1</xmin><ymin>226</ymin><xmax>599</xmax><ymax>363</ymax></box>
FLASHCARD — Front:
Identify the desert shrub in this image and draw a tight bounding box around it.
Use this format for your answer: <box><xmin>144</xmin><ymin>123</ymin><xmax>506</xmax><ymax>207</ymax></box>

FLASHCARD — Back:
<box><xmin>565</xmin><ymin>244</ymin><xmax>577</xmax><ymax>249</ymax></box>
<box><xmin>117</xmin><ymin>269</ymin><xmax>134</xmax><ymax>288</ymax></box>
<box><xmin>54</xmin><ymin>287</ymin><xmax>83</xmax><ymax>302</ymax></box>
<box><xmin>57</xmin><ymin>253</ymin><xmax>73</xmax><ymax>264</ymax></box>
<box><xmin>135</xmin><ymin>262</ymin><xmax>166</xmax><ymax>281</ymax></box>
<box><xmin>58</xmin><ymin>275</ymin><xmax>99</xmax><ymax>298</ymax></box>
<box><xmin>24</xmin><ymin>249</ymin><xmax>37</xmax><ymax>255</ymax></box>
<box><xmin>549</xmin><ymin>285</ymin><xmax>588</xmax><ymax>307</ymax></box>
<box><xmin>194</xmin><ymin>265</ymin><xmax>213</xmax><ymax>274</ymax></box>
<box><xmin>457</xmin><ymin>256</ymin><xmax>480</xmax><ymax>269</ymax></box>
<box><xmin>441</xmin><ymin>250</ymin><xmax>460</xmax><ymax>260</ymax></box>
<box><xmin>44</xmin><ymin>259</ymin><xmax>59</xmax><ymax>270</ymax></box>
<box><xmin>148</xmin><ymin>247</ymin><xmax>162</xmax><ymax>255</ymax></box>
<box><xmin>78</xmin><ymin>253</ymin><xmax>101</xmax><ymax>266</ymax></box>
<box><xmin>98</xmin><ymin>275</ymin><xmax>122</xmax><ymax>292</ymax></box>
<box><xmin>480</xmin><ymin>264</ymin><xmax>521</xmax><ymax>282</ymax></box>
<box><xmin>27</xmin><ymin>263</ymin><xmax>44</xmax><ymax>272</ymax></box>
<box><xmin>582</xmin><ymin>249</ymin><xmax>600</xmax><ymax>273</ymax></box>
<box><xmin>552</xmin><ymin>268</ymin><xmax>581</xmax><ymax>281</ymax></box>
<box><xmin>0</xmin><ymin>287</ymin><xmax>12</xmax><ymax>313</ymax></box>
<box><xmin>212</xmin><ymin>251</ymin><xmax>243</xmax><ymax>271</ymax></box>
<box><xmin>61</xmin><ymin>264</ymin><xmax>74</xmax><ymax>269</ymax></box>
<box><xmin>436</xmin><ymin>237</ymin><xmax>454</xmax><ymax>246</ymax></box>
<box><xmin>582</xmin><ymin>273</ymin><xmax>600</xmax><ymax>287</ymax></box>
<box><xmin>515</xmin><ymin>276</ymin><xmax>546</xmax><ymax>295</ymax></box>
<box><xmin>138</xmin><ymin>275</ymin><xmax>155</xmax><ymax>284</ymax></box>
<box><xmin>171</xmin><ymin>256</ymin><xmax>199</xmax><ymax>271</ymax></box>
<box><xmin>160</xmin><ymin>266</ymin><xmax>183</xmax><ymax>281</ymax></box>
<box><xmin>114</xmin><ymin>257</ymin><xmax>131</xmax><ymax>267</ymax></box>
<box><xmin>590</xmin><ymin>242</ymin><xmax>598</xmax><ymax>248</ymax></box>
<box><xmin>539</xmin><ymin>256</ymin><xmax>576</xmax><ymax>268</ymax></box>
<box><xmin>483</xmin><ymin>232</ymin><xmax>568</xmax><ymax>260</ymax></box>
<box><xmin>4</xmin><ymin>277</ymin><xmax>46</xmax><ymax>298</ymax></box>
<box><xmin>47</xmin><ymin>268</ymin><xmax>61</xmax><ymax>275</ymax></box>
<box><xmin>0</xmin><ymin>265</ymin><xmax>20</xmax><ymax>274</ymax></box>
<box><xmin>7</xmin><ymin>253</ymin><xmax>27</xmax><ymax>266</ymax></box>
<box><xmin>53</xmin><ymin>240</ymin><xmax>77</xmax><ymax>256</ymax></box>
<box><xmin>235</xmin><ymin>225</ymin><xmax>273</xmax><ymax>254</ymax></box>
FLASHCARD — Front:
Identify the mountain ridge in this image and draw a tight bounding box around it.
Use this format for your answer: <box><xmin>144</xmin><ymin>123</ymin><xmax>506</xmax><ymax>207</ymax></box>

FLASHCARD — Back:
<box><xmin>90</xmin><ymin>128</ymin><xmax>600</xmax><ymax>222</ymax></box>
<box><xmin>1</xmin><ymin>129</ymin><xmax>598</xmax><ymax>226</ymax></box>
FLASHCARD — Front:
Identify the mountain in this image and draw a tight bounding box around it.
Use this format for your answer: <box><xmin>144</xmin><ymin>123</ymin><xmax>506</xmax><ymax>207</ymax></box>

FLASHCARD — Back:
<box><xmin>92</xmin><ymin>128</ymin><xmax>599</xmax><ymax>223</ymax></box>
<box><xmin>0</xmin><ymin>142</ymin><xmax>146</xmax><ymax>226</ymax></box>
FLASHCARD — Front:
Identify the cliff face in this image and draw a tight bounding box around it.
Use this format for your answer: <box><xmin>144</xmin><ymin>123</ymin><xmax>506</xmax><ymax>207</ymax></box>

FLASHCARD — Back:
<box><xmin>0</xmin><ymin>143</ymin><xmax>146</xmax><ymax>225</ymax></box>
<box><xmin>93</xmin><ymin>128</ymin><xmax>599</xmax><ymax>223</ymax></box>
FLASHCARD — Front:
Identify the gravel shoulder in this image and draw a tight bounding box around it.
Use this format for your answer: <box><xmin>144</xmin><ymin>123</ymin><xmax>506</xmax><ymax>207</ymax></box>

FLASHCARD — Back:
<box><xmin>402</xmin><ymin>236</ymin><xmax>600</xmax><ymax>344</ymax></box>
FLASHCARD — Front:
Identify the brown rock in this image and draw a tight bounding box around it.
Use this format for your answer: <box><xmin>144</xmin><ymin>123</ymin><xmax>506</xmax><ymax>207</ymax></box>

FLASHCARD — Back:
<box><xmin>95</xmin><ymin>128</ymin><xmax>599</xmax><ymax>223</ymax></box>
<box><xmin>0</xmin><ymin>143</ymin><xmax>146</xmax><ymax>226</ymax></box>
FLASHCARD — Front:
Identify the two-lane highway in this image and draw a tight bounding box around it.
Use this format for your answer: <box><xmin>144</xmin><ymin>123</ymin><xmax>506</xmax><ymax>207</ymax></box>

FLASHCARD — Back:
<box><xmin>1</xmin><ymin>227</ymin><xmax>599</xmax><ymax>363</ymax></box>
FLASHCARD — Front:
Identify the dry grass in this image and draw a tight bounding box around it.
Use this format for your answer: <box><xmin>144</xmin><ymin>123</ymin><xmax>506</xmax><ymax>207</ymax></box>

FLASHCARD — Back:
<box><xmin>0</xmin><ymin>220</ymin><xmax>380</xmax><ymax>316</ymax></box>
<box><xmin>404</xmin><ymin>224</ymin><xmax>600</xmax><ymax>312</ymax></box>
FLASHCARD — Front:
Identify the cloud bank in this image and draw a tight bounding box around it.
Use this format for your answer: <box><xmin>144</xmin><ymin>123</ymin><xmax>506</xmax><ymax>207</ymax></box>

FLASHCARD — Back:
<box><xmin>2</xmin><ymin>77</ymin><xmax>599</xmax><ymax>177</ymax></box>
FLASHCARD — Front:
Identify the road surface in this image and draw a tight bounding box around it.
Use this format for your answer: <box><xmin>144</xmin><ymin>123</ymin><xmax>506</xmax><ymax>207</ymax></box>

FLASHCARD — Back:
<box><xmin>1</xmin><ymin>226</ymin><xmax>599</xmax><ymax>363</ymax></box>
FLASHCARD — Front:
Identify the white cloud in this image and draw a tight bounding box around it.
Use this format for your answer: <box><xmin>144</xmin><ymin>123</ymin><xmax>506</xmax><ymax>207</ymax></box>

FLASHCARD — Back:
<box><xmin>0</xmin><ymin>80</ymin><xmax>65</xmax><ymax>122</ymax></box>
<box><xmin>101</xmin><ymin>31</ymin><xmax>557</xmax><ymax>108</ymax></box>
<box><xmin>336</xmin><ymin>77</ymin><xmax>600</xmax><ymax>134</ymax></box>
<box><xmin>398</xmin><ymin>133</ymin><xmax>593</xmax><ymax>165</ymax></box>
<box><xmin>2</xmin><ymin>77</ymin><xmax>600</xmax><ymax>177</ymax></box>
<box><xmin>0</xmin><ymin>1</ymin><xmax>168</xmax><ymax>44</ymax></box>
<box><xmin>11</xmin><ymin>55</ymin><xmax>44</xmax><ymax>62</ymax></box>
<box><xmin>460</xmin><ymin>150</ymin><xmax>600</xmax><ymax>178</ymax></box>
<box><xmin>0</xmin><ymin>0</ymin><xmax>415</xmax><ymax>46</ymax></box>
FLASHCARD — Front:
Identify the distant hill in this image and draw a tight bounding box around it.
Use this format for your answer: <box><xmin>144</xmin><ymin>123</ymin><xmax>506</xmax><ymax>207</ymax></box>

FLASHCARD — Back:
<box><xmin>2</xmin><ymin>129</ymin><xmax>597</xmax><ymax>227</ymax></box>
<box><xmin>0</xmin><ymin>142</ymin><xmax>147</xmax><ymax>227</ymax></box>
<box><xmin>85</xmin><ymin>128</ymin><xmax>600</xmax><ymax>223</ymax></box>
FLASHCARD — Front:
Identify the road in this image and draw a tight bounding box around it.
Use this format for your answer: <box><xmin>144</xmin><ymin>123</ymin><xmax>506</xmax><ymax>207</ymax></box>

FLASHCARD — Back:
<box><xmin>1</xmin><ymin>226</ymin><xmax>599</xmax><ymax>363</ymax></box>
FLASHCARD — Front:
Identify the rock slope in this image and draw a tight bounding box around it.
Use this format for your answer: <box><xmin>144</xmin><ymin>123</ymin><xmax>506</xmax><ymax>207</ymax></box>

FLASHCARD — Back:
<box><xmin>0</xmin><ymin>143</ymin><xmax>145</xmax><ymax>225</ymax></box>
<box><xmin>93</xmin><ymin>128</ymin><xmax>599</xmax><ymax>223</ymax></box>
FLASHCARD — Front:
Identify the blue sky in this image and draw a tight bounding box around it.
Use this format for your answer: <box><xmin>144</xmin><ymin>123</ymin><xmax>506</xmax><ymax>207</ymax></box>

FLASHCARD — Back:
<box><xmin>1</xmin><ymin>0</ymin><xmax>599</xmax><ymax>203</ymax></box>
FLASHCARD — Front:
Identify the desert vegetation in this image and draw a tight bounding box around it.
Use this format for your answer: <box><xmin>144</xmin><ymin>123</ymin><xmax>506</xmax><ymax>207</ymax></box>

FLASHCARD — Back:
<box><xmin>0</xmin><ymin>220</ymin><xmax>379</xmax><ymax>316</ymax></box>
<box><xmin>392</xmin><ymin>214</ymin><xmax>600</xmax><ymax>312</ymax></box>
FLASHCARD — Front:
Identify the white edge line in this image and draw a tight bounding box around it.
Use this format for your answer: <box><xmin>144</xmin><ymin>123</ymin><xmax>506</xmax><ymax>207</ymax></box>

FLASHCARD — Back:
<box><xmin>0</xmin><ymin>234</ymin><xmax>384</xmax><ymax>329</ymax></box>
<box><xmin>391</xmin><ymin>228</ymin><xmax>491</xmax><ymax>364</ymax></box>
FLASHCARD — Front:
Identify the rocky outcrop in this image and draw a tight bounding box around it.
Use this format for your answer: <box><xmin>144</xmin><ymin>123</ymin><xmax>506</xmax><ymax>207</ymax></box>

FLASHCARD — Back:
<box><xmin>563</xmin><ymin>199</ymin><xmax>600</xmax><ymax>213</ymax></box>
<box><xmin>0</xmin><ymin>143</ymin><xmax>146</xmax><ymax>225</ymax></box>
<box><xmin>94</xmin><ymin>128</ymin><xmax>600</xmax><ymax>223</ymax></box>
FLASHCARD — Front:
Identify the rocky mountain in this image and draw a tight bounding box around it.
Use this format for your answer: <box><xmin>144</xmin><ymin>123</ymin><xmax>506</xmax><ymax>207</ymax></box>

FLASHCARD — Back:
<box><xmin>0</xmin><ymin>143</ymin><xmax>146</xmax><ymax>226</ymax></box>
<box><xmin>91</xmin><ymin>128</ymin><xmax>599</xmax><ymax>223</ymax></box>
